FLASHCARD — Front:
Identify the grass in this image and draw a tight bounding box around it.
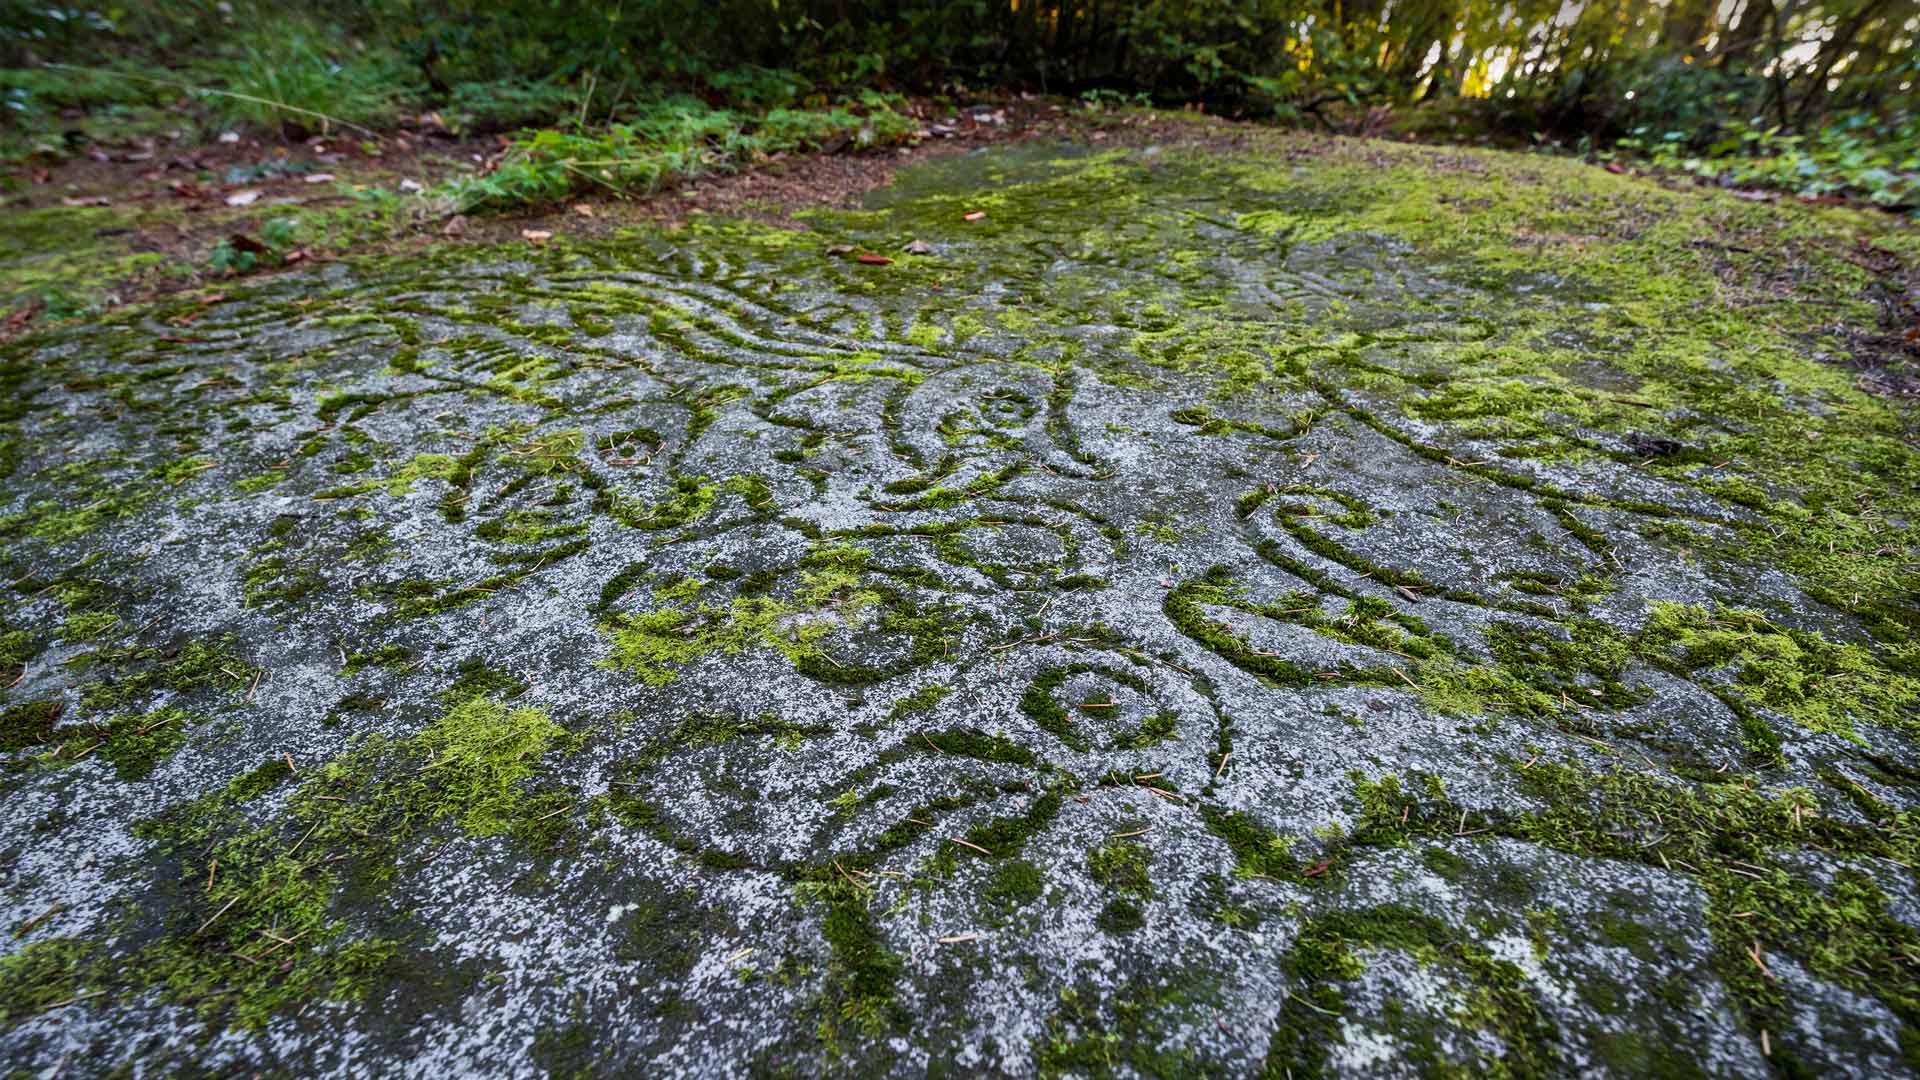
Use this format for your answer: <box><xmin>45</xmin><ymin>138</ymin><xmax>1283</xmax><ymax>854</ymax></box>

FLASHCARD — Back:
<box><xmin>210</xmin><ymin>29</ymin><xmax>415</xmax><ymax>136</ymax></box>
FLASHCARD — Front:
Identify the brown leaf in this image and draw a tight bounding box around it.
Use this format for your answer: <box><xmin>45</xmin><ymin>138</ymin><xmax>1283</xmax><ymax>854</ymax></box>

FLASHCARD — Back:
<box><xmin>225</xmin><ymin>189</ymin><xmax>261</xmax><ymax>207</ymax></box>
<box><xmin>228</xmin><ymin>233</ymin><xmax>272</xmax><ymax>255</ymax></box>
<box><xmin>60</xmin><ymin>195</ymin><xmax>111</xmax><ymax>207</ymax></box>
<box><xmin>571</xmin><ymin>203</ymin><xmax>596</xmax><ymax>218</ymax></box>
<box><xmin>1302</xmin><ymin>857</ymin><xmax>1335</xmax><ymax>878</ymax></box>
<box><xmin>963</xmin><ymin>210</ymin><xmax>987</xmax><ymax>222</ymax></box>
<box><xmin>855</xmin><ymin>253</ymin><xmax>892</xmax><ymax>265</ymax></box>
<box><xmin>825</xmin><ymin>244</ymin><xmax>854</xmax><ymax>256</ymax></box>
<box><xmin>521</xmin><ymin>229</ymin><xmax>553</xmax><ymax>244</ymax></box>
<box><xmin>441</xmin><ymin>215</ymin><xmax>468</xmax><ymax>237</ymax></box>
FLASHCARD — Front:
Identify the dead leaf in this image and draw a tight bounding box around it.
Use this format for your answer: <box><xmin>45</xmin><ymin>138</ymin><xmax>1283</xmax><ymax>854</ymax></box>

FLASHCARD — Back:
<box><xmin>441</xmin><ymin>215</ymin><xmax>468</xmax><ymax>237</ymax></box>
<box><xmin>1602</xmin><ymin>162</ymin><xmax>1627</xmax><ymax>175</ymax></box>
<box><xmin>571</xmin><ymin>203</ymin><xmax>595</xmax><ymax>218</ymax></box>
<box><xmin>902</xmin><ymin>239</ymin><xmax>934</xmax><ymax>255</ymax></box>
<box><xmin>1302</xmin><ymin>857</ymin><xmax>1335</xmax><ymax>878</ymax></box>
<box><xmin>398</xmin><ymin>179</ymin><xmax>423</xmax><ymax>193</ymax></box>
<box><xmin>225</xmin><ymin>190</ymin><xmax>261</xmax><ymax>207</ymax></box>
<box><xmin>228</xmin><ymin>233</ymin><xmax>272</xmax><ymax>255</ymax></box>
<box><xmin>302</xmin><ymin>173</ymin><xmax>335</xmax><ymax>184</ymax></box>
<box><xmin>60</xmin><ymin>195</ymin><xmax>110</xmax><ymax>207</ymax></box>
<box><xmin>825</xmin><ymin>244</ymin><xmax>854</xmax><ymax>256</ymax></box>
<box><xmin>521</xmin><ymin>229</ymin><xmax>553</xmax><ymax>244</ymax></box>
<box><xmin>963</xmin><ymin>210</ymin><xmax>987</xmax><ymax>222</ymax></box>
<box><xmin>197</xmin><ymin>293</ymin><xmax>227</xmax><ymax>305</ymax></box>
<box><xmin>855</xmin><ymin>254</ymin><xmax>892</xmax><ymax>265</ymax></box>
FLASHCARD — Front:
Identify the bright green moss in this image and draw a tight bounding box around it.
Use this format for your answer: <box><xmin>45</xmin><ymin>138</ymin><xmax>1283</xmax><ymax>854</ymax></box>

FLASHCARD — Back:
<box><xmin>111</xmin><ymin>694</ymin><xmax>572</xmax><ymax>1030</ymax></box>
<box><xmin>887</xmin><ymin>683</ymin><xmax>952</xmax><ymax>719</ymax></box>
<box><xmin>408</xmin><ymin>697</ymin><xmax>565</xmax><ymax>835</ymax></box>
<box><xmin>1087</xmin><ymin>839</ymin><xmax>1153</xmax><ymax>897</ymax></box>
<box><xmin>1640</xmin><ymin>602</ymin><xmax>1920</xmax><ymax>740</ymax></box>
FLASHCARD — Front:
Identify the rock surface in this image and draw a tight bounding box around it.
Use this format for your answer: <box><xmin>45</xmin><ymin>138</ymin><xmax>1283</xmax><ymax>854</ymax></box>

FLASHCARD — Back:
<box><xmin>2</xmin><ymin>136</ymin><xmax>1918</xmax><ymax>1077</ymax></box>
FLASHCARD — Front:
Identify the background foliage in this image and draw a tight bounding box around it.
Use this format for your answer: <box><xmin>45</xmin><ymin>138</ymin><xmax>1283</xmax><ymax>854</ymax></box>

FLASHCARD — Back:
<box><xmin>1</xmin><ymin>0</ymin><xmax>1915</xmax><ymax>205</ymax></box>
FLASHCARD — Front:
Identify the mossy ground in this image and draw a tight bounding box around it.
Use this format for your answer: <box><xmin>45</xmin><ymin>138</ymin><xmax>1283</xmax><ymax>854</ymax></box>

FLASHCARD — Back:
<box><xmin>0</xmin><ymin>125</ymin><xmax>1917</xmax><ymax>1076</ymax></box>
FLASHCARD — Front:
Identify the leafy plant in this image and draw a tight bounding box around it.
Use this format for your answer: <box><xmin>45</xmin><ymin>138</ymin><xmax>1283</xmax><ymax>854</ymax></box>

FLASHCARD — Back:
<box><xmin>1613</xmin><ymin>110</ymin><xmax>1919</xmax><ymax>211</ymax></box>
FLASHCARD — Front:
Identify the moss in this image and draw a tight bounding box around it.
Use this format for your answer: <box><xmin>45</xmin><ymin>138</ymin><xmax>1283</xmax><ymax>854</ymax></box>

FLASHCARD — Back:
<box><xmin>924</xmin><ymin>727</ymin><xmax>1034</xmax><ymax>766</ymax></box>
<box><xmin>887</xmin><ymin>683</ymin><xmax>952</xmax><ymax>719</ymax></box>
<box><xmin>78</xmin><ymin>634</ymin><xmax>252</xmax><ymax>712</ymax></box>
<box><xmin>1163</xmin><ymin>568</ymin><xmax>1314</xmax><ymax>687</ymax></box>
<box><xmin>112</xmin><ymin>694</ymin><xmax>571</xmax><ymax>1030</ymax></box>
<box><xmin>0</xmin><ymin>938</ymin><xmax>96</xmax><ymax>1027</ymax></box>
<box><xmin>242</xmin><ymin>555</ymin><xmax>326</xmax><ymax>609</ymax></box>
<box><xmin>614</xmin><ymin>474</ymin><xmax>717</xmax><ymax>530</ymax></box>
<box><xmin>1021</xmin><ymin>664</ymin><xmax>1149</xmax><ymax>752</ymax></box>
<box><xmin>1640</xmin><ymin>602</ymin><xmax>1920</xmax><ymax>740</ymax></box>
<box><xmin>1116</xmin><ymin>710</ymin><xmax>1179</xmax><ymax>749</ymax></box>
<box><xmin>1199</xmin><ymin>805</ymin><xmax>1298</xmax><ymax>880</ymax></box>
<box><xmin>1320</xmin><ymin>755</ymin><xmax>1920</xmax><ymax>1055</ymax></box>
<box><xmin>1033</xmin><ymin>975</ymin><xmax>1216</xmax><ymax>1077</ymax></box>
<box><xmin>343</xmin><ymin>643</ymin><xmax>416</xmax><ymax>674</ymax></box>
<box><xmin>473</xmin><ymin>509</ymin><xmax>588</xmax><ymax>544</ymax></box>
<box><xmin>0</xmin><ymin>698</ymin><xmax>61</xmax><ymax>752</ymax></box>
<box><xmin>227</xmin><ymin>756</ymin><xmax>296</xmax><ymax>801</ymax></box>
<box><xmin>1096</xmin><ymin>897</ymin><xmax>1146</xmax><ymax>933</ymax></box>
<box><xmin>602</xmin><ymin>594</ymin><xmax>813</xmax><ymax>686</ymax></box>
<box><xmin>408</xmin><ymin>697</ymin><xmax>566</xmax><ymax>835</ymax></box>
<box><xmin>1264</xmin><ymin>904</ymin><xmax>1556</xmax><ymax>1079</ymax></box>
<box><xmin>95</xmin><ymin>706</ymin><xmax>195</xmax><ymax>780</ymax></box>
<box><xmin>940</xmin><ymin>790</ymin><xmax>1064</xmax><ymax>870</ymax></box>
<box><xmin>1087</xmin><ymin>839</ymin><xmax>1153</xmax><ymax>897</ymax></box>
<box><xmin>441</xmin><ymin>657</ymin><xmax>528</xmax><ymax>705</ymax></box>
<box><xmin>7</xmin><ymin>131</ymin><xmax>1920</xmax><ymax>1067</ymax></box>
<box><xmin>982</xmin><ymin>858</ymin><xmax>1045</xmax><ymax>909</ymax></box>
<box><xmin>628</xmin><ymin>711</ymin><xmax>827</xmax><ymax>767</ymax></box>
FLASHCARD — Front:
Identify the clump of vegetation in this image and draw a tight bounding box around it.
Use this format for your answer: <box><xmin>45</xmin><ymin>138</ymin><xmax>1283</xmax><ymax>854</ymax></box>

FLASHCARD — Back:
<box><xmin>447</xmin><ymin>95</ymin><xmax>916</xmax><ymax>211</ymax></box>
<box><xmin>209</xmin><ymin>218</ymin><xmax>299</xmax><ymax>276</ymax></box>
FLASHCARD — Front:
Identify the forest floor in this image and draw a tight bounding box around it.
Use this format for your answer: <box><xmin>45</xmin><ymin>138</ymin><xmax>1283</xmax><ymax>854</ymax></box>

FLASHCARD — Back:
<box><xmin>2</xmin><ymin>118</ymin><xmax>1919</xmax><ymax>1077</ymax></box>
